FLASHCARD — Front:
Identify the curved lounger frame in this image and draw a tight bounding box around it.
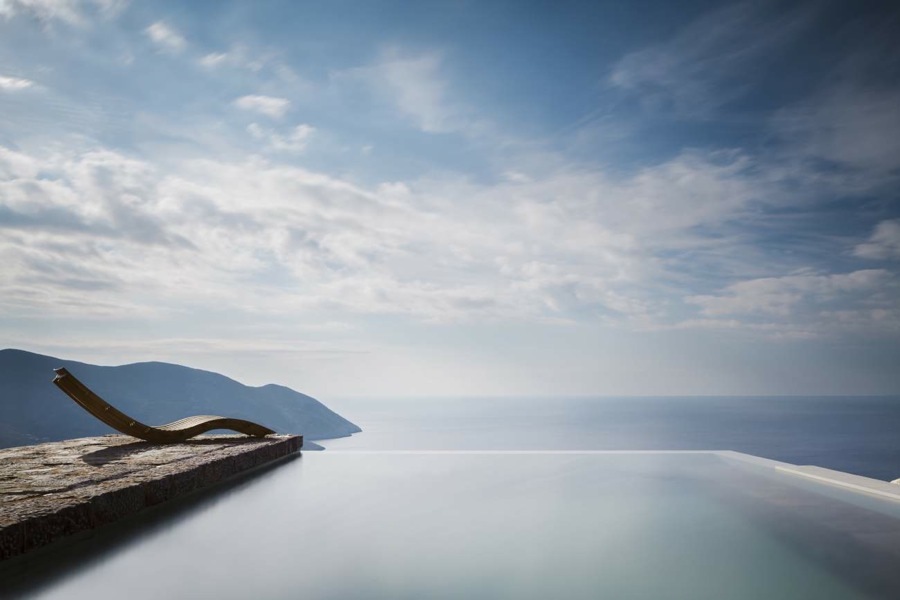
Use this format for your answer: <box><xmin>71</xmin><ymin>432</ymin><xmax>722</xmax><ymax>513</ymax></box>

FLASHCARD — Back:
<box><xmin>53</xmin><ymin>367</ymin><xmax>276</xmax><ymax>443</ymax></box>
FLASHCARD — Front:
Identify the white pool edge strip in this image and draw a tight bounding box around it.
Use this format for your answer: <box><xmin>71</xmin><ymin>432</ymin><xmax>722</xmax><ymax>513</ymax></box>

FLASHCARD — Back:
<box><xmin>773</xmin><ymin>465</ymin><xmax>900</xmax><ymax>502</ymax></box>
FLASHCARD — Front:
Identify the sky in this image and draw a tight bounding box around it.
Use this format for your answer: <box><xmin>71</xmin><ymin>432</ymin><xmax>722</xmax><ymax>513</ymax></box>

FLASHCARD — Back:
<box><xmin>1</xmin><ymin>0</ymin><xmax>899</xmax><ymax>398</ymax></box>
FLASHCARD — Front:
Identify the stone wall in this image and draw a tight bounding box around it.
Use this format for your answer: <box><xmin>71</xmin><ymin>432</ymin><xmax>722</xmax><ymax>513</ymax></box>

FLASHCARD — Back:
<box><xmin>0</xmin><ymin>434</ymin><xmax>301</xmax><ymax>560</ymax></box>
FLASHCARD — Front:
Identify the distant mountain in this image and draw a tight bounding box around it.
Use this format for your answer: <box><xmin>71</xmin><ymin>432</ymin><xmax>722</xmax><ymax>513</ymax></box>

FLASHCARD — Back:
<box><xmin>0</xmin><ymin>349</ymin><xmax>360</xmax><ymax>449</ymax></box>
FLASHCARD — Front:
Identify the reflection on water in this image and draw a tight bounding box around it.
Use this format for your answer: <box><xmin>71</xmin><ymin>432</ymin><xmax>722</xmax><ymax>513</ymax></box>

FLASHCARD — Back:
<box><xmin>4</xmin><ymin>453</ymin><xmax>899</xmax><ymax>599</ymax></box>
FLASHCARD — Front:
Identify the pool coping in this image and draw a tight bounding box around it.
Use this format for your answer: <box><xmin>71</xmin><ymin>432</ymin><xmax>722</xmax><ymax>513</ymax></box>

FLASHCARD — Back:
<box><xmin>717</xmin><ymin>450</ymin><xmax>900</xmax><ymax>503</ymax></box>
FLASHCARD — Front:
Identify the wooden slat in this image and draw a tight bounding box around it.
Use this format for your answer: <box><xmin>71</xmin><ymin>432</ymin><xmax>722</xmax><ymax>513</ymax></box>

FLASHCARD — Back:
<box><xmin>52</xmin><ymin>368</ymin><xmax>277</xmax><ymax>443</ymax></box>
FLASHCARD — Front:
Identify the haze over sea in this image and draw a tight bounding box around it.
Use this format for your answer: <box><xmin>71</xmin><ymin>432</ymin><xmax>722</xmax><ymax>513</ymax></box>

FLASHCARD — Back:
<box><xmin>320</xmin><ymin>396</ymin><xmax>900</xmax><ymax>481</ymax></box>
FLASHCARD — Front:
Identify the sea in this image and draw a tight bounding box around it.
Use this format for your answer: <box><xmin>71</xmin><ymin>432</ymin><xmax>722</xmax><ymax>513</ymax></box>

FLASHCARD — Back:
<box><xmin>318</xmin><ymin>395</ymin><xmax>900</xmax><ymax>481</ymax></box>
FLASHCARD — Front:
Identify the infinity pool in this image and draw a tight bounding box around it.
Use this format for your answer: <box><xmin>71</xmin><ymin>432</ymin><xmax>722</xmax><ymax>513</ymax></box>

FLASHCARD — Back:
<box><xmin>5</xmin><ymin>451</ymin><xmax>900</xmax><ymax>599</ymax></box>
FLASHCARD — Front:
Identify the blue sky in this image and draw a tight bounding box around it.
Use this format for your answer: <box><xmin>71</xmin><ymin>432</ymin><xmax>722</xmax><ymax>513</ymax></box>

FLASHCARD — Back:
<box><xmin>1</xmin><ymin>0</ymin><xmax>899</xmax><ymax>397</ymax></box>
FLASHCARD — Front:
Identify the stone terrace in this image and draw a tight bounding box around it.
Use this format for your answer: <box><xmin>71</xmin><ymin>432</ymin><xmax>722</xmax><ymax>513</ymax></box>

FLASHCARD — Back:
<box><xmin>0</xmin><ymin>434</ymin><xmax>301</xmax><ymax>560</ymax></box>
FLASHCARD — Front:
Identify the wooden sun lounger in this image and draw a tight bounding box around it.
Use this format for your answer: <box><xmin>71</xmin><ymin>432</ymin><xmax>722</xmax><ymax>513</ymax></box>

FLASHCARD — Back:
<box><xmin>52</xmin><ymin>367</ymin><xmax>276</xmax><ymax>443</ymax></box>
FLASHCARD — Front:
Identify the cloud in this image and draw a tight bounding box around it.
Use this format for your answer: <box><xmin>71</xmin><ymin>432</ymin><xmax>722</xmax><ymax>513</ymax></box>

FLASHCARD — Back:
<box><xmin>620</xmin><ymin>0</ymin><xmax>900</xmax><ymax>179</ymax></box>
<box><xmin>688</xmin><ymin>270</ymin><xmax>892</xmax><ymax>317</ymax></box>
<box><xmin>0</xmin><ymin>146</ymin><xmax>39</xmax><ymax>178</ymax></box>
<box><xmin>683</xmin><ymin>269</ymin><xmax>900</xmax><ymax>337</ymax></box>
<box><xmin>145</xmin><ymin>21</ymin><xmax>186</xmax><ymax>54</ymax></box>
<box><xmin>247</xmin><ymin>123</ymin><xmax>315</xmax><ymax>152</ymax></box>
<box><xmin>772</xmin><ymin>72</ymin><xmax>900</xmax><ymax>178</ymax></box>
<box><xmin>334</xmin><ymin>49</ymin><xmax>468</xmax><ymax>134</ymax></box>
<box><xmin>0</xmin><ymin>143</ymin><xmax>797</xmax><ymax>325</ymax></box>
<box><xmin>234</xmin><ymin>94</ymin><xmax>290</xmax><ymax>119</ymax></box>
<box><xmin>12</xmin><ymin>335</ymin><xmax>364</xmax><ymax>360</ymax></box>
<box><xmin>374</xmin><ymin>51</ymin><xmax>451</xmax><ymax>133</ymax></box>
<box><xmin>855</xmin><ymin>220</ymin><xmax>900</xmax><ymax>260</ymax></box>
<box><xmin>198</xmin><ymin>45</ymin><xmax>268</xmax><ymax>72</ymax></box>
<box><xmin>198</xmin><ymin>52</ymin><xmax>227</xmax><ymax>68</ymax></box>
<box><xmin>0</xmin><ymin>0</ymin><xmax>127</xmax><ymax>26</ymax></box>
<box><xmin>609</xmin><ymin>1</ymin><xmax>813</xmax><ymax>116</ymax></box>
<box><xmin>0</xmin><ymin>74</ymin><xmax>33</xmax><ymax>91</ymax></box>
<box><xmin>1</xmin><ymin>137</ymin><xmax>896</xmax><ymax>339</ymax></box>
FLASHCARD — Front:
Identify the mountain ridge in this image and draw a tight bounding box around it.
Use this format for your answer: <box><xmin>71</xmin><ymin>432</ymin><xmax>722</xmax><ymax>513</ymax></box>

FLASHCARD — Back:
<box><xmin>0</xmin><ymin>348</ymin><xmax>360</xmax><ymax>449</ymax></box>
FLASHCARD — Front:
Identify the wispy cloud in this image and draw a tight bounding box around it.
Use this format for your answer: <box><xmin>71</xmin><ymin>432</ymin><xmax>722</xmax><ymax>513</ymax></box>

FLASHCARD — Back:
<box><xmin>0</xmin><ymin>0</ymin><xmax>103</xmax><ymax>25</ymax></box>
<box><xmin>855</xmin><ymin>220</ymin><xmax>900</xmax><ymax>260</ymax></box>
<box><xmin>0</xmin><ymin>74</ymin><xmax>34</xmax><ymax>90</ymax></box>
<box><xmin>684</xmin><ymin>269</ymin><xmax>899</xmax><ymax>338</ymax></box>
<box><xmin>198</xmin><ymin>52</ymin><xmax>228</xmax><ymax>68</ymax></box>
<box><xmin>9</xmin><ymin>335</ymin><xmax>365</xmax><ymax>360</ymax></box>
<box><xmin>772</xmin><ymin>58</ymin><xmax>900</xmax><ymax>177</ymax></box>
<box><xmin>609</xmin><ymin>1</ymin><xmax>814</xmax><ymax>116</ymax></box>
<box><xmin>373</xmin><ymin>51</ymin><xmax>453</xmax><ymax>133</ymax></box>
<box><xmin>247</xmin><ymin>123</ymin><xmax>315</xmax><ymax>152</ymax></box>
<box><xmin>689</xmin><ymin>270</ymin><xmax>892</xmax><ymax>317</ymax></box>
<box><xmin>234</xmin><ymin>94</ymin><xmax>290</xmax><ymax>119</ymax></box>
<box><xmin>334</xmin><ymin>48</ymin><xmax>471</xmax><ymax>134</ymax></box>
<box><xmin>198</xmin><ymin>45</ymin><xmax>268</xmax><ymax>72</ymax></box>
<box><xmin>145</xmin><ymin>21</ymin><xmax>186</xmax><ymax>54</ymax></box>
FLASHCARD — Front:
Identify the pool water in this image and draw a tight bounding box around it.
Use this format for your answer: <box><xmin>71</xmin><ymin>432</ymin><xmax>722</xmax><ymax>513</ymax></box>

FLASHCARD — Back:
<box><xmin>6</xmin><ymin>452</ymin><xmax>900</xmax><ymax>599</ymax></box>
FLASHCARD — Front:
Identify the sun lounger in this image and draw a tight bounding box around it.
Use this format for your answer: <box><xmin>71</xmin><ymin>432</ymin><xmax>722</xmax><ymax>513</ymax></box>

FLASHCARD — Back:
<box><xmin>52</xmin><ymin>367</ymin><xmax>276</xmax><ymax>443</ymax></box>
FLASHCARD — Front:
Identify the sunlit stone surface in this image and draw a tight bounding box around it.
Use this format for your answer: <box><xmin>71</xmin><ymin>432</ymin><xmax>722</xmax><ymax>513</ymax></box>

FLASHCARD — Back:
<box><xmin>0</xmin><ymin>434</ymin><xmax>301</xmax><ymax>559</ymax></box>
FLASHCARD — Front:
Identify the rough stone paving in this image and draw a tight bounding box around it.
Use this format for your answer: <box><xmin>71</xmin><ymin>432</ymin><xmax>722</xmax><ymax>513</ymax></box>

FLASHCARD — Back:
<box><xmin>0</xmin><ymin>434</ymin><xmax>302</xmax><ymax>560</ymax></box>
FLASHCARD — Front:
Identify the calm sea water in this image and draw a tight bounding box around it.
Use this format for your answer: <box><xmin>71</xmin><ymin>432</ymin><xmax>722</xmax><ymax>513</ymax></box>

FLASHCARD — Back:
<box><xmin>319</xmin><ymin>396</ymin><xmax>900</xmax><ymax>480</ymax></box>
